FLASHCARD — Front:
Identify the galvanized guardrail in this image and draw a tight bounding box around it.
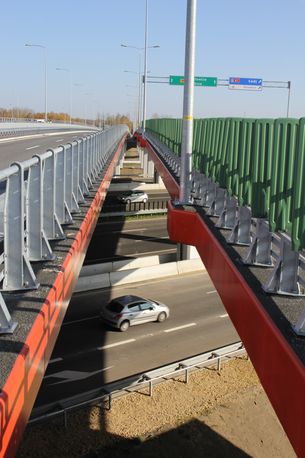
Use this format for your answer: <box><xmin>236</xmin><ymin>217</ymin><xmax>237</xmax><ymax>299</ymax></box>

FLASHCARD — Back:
<box><xmin>29</xmin><ymin>341</ymin><xmax>245</xmax><ymax>426</ymax></box>
<box><xmin>102</xmin><ymin>199</ymin><xmax>168</xmax><ymax>213</ymax></box>
<box><xmin>0</xmin><ymin>125</ymin><xmax>128</xmax><ymax>334</ymax></box>
<box><xmin>143</xmin><ymin>130</ymin><xmax>305</xmax><ymax>335</ymax></box>
<box><xmin>0</xmin><ymin>121</ymin><xmax>97</xmax><ymax>137</ymax></box>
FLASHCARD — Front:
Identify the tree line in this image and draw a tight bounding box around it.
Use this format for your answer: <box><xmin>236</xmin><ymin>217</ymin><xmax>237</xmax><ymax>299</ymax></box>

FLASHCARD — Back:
<box><xmin>0</xmin><ymin>107</ymin><xmax>132</xmax><ymax>129</ymax></box>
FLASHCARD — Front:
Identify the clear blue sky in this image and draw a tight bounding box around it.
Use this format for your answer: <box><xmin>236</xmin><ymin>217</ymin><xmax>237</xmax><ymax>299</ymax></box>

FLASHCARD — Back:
<box><xmin>1</xmin><ymin>0</ymin><xmax>304</xmax><ymax>120</ymax></box>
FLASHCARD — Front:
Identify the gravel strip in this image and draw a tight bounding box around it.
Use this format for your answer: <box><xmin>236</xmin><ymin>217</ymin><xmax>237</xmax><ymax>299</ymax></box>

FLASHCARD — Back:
<box><xmin>17</xmin><ymin>358</ymin><xmax>296</xmax><ymax>457</ymax></box>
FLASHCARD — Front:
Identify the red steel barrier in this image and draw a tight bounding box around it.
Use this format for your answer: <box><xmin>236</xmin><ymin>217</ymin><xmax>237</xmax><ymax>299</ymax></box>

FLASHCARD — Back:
<box><xmin>167</xmin><ymin>202</ymin><xmax>305</xmax><ymax>456</ymax></box>
<box><xmin>0</xmin><ymin>135</ymin><xmax>127</xmax><ymax>458</ymax></box>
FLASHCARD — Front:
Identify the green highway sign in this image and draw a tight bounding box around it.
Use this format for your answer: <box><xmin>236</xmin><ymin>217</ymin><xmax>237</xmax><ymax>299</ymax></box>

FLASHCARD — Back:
<box><xmin>169</xmin><ymin>75</ymin><xmax>217</xmax><ymax>87</ymax></box>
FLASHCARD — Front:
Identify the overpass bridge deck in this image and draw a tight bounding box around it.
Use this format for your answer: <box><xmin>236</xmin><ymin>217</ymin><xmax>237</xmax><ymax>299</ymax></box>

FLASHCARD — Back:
<box><xmin>0</xmin><ymin>130</ymin><xmax>127</xmax><ymax>457</ymax></box>
<box><xmin>136</xmin><ymin>131</ymin><xmax>305</xmax><ymax>458</ymax></box>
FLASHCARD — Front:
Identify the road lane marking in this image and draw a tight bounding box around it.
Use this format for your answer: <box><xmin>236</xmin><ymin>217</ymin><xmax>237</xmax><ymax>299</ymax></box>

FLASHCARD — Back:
<box><xmin>164</xmin><ymin>323</ymin><xmax>196</xmax><ymax>333</ymax></box>
<box><xmin>26</xmin><ymin>144</ymin><xmax>40</xmax><ymax>150</ymax></box>
<box><xmin>207</xmin><ymin>290</ymin><xmax>217</xmax><ymax>294</ymax></box>
<box><xmin>49</xmin><ymin>357</ymin><xmax>63</xmax><ymax>363</ymax></box>
<box><xmin>97</xmin><ymin>338</ymin><xmax>136</xmax><ymax>350</ymax></box>
<box><xmin>56</xmin><ymin>139</ymin><xmax>64</xmax><ymax>142</ymax></box>
<box><xmin>219</xmin><ymin>313</ymin><xmax>229</xmax><ymax>318</ymax></box>
<box><xmin>63</xmin><ymin>315</ymin><xmax>99</xmax><ymax>326</ymax></box>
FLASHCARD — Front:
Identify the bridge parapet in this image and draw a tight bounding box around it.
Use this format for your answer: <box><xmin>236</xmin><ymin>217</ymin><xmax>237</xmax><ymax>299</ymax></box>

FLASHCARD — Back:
<box><xmin>137</xmin><ymin>129</ymin><xmax>305</xmax><ymax>457</ymax></box>
<box><xmin>0</xmin><ymin>125</ymin><xmax>128</xmax><ymax>334</ymax></box>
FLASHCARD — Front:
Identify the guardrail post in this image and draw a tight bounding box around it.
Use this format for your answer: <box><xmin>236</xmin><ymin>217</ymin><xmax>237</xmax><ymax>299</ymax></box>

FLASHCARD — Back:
<box><xmin>43</xmin><ymin>151</ymin><xmax>65</xmax><ymax>240</ymax></box>
<box><xmin>217</xmin><ymin>357</ymin><xmax>221</xmax><ymax>372</ymax></box>
<box><xmin>216</xmin><ymin>195</ymin><xmax>238</xmax><ymax>229</ymax></box>
<box><xmin>263</xmin><ymin>233</ymin><xmax>303</xmax><ymax>296</ymax></box>
<box><xmin>84</xmin><ymin>137</ymin><xmax>93</xmax><ymax>190</ymax></box>
<box><xmin>227</xmin><ymin>206</ymin><xmax>252</xmax><ymax>246</ymax></box>
<box><xmin>55</xmin><ymin>145</ymin><xmax>73</xmax><ymax>225</ymax></box>
<box><xmin>0</xmin><ymin>293</ymin><xmax>18</xmax><ymax>334</ymax></box>
<box><xmin>27</xmin><ymin>155</ymin><xmax>54</xmax><ymax>261</ymax></box>
<box><xmin>149</xmin><ymin>380</ymin><xmax>153</xmax><ymax>396</ymax></box>
<box><xmin>185</xmin><ymin>368</ymin><xmax>189</xmax><ymax>383</ymax></box>
<box><xmin>66</xmin><ymin>143</ymin><xmax>80</xmax><ymax>213</ymax></box>
<box><xmin>3</xmin><ymin>162</ymin><xmax>39</xmax><ymax>291</ymax></box>
<box><xmin>243</xmin><ymin>218</ymin><xmax>273</xmax><ymax>267</ymax></box>
<box><xmin>72</xmin><ymin>141</ymin><xmax>83</xmax><ymax>206</ymax></box>
<box><xmin>78</xmin><ymin>139</ymin><xmax>89</xmax><ymax>197</ymax></box>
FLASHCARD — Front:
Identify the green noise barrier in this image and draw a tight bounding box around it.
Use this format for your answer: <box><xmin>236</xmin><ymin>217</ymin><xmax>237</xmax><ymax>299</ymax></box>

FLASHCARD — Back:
<box><xmin>146</xmin><ymin>117</ymin><xmax>305</xmax><ymax>251</ymax></box>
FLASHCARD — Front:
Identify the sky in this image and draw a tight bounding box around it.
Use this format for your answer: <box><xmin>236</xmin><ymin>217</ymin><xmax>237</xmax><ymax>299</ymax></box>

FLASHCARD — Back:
<box><xmin>1</xmin><ymin>0</ymin><xmax>305</xmax><ymax>121</ymax></box>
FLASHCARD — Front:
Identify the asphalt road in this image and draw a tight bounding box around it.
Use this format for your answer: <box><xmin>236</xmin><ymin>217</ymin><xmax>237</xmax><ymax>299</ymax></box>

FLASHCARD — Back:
<box><xmin>85</xmin><ymin>216</ymin><xmax>176</xmax><ymax>263</ymax></box>
<box><xmin>33</xmin><ymin>272</ymin><xmax>239</xmax><ymax>410</ymax></box>
<box><xmin>0</xmin><ymin>129</ymin><xmax>96</xmax><ymax>169</ymax></box>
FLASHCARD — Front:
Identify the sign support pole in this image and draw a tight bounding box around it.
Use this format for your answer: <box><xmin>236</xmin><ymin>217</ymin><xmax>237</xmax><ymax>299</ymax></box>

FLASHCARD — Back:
<box><xmin>287</xmin><ymin>81</ymin><xmax>291</xmax><ymax>118</ymax></box>
<box><xmin>180</xmin><ymin>0</ymin><xmax>197</xmax><ymax>204</ymax></box>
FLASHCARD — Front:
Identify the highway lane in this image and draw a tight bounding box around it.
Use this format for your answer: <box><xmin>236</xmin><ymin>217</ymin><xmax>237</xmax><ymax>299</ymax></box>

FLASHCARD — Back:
<box><xmin>85</xmin><ymin>216</ymin><xmax>176</xmax><ymax>263</ymax></box>
<box><xmin>0</xmin><ymin>129</ymin><xmax>96</xmax><ymax>168</ymax></box>
<box><xmin>33</xmin><ymin>272</ymin><xmax>239</xmax><ymax>410</ymax></box>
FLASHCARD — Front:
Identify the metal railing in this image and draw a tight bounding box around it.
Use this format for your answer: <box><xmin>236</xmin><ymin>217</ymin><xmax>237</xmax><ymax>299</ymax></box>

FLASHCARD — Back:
<box><xmin>0</xmin><ymin>120</ymin><xmax>99</xmax><ymax>137</ymax></box>
<box><xmin>143</xmin><ymin>131</ymin><xmax>305</xmax><ymax>335</ymax></box>
<box><xmin>0</xmin><ymin>125</ymin><xmax>128</xmax><ymax>334</ymax></box>
<box><xmin>29</xmin><ymin>341</ymin><xmax>245</xmax><ymax>426</ymax></box>
<box><xmin>102</xmin><ymin>199</ymin><xmax>168</xmax><ymax>214</ymax></box>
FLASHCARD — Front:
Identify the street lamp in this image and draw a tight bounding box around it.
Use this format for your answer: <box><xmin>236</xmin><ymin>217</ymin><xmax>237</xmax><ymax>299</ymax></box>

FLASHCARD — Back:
<box><xmin>56</xmin><ymin>67</ymin><xmax>71</xmax><ymax>124</ymax></box>
<box><xmin>121</xmin><ymin>32</ymin><xmax>160</xmax><ymax>130</ymax></box>
<box><xmin>25</xmin><ymin>43</ymin><xmax>48</xmax><ymax>121</ymax></box>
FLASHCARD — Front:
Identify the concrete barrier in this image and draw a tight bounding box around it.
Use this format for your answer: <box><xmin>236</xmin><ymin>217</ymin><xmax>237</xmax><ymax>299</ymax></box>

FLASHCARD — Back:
<box><xmin>109</xmin><ymin>183</ymin><xmax>166</xmax><ymax>191</ymax></box>
<box><xmin>177</xmin><ymin>259</ymin><xmax>205</xmax><ymax>274</ymax></box>
<box><xmin>74</xmin><ymin>272</ymin><xmax>111</xmax><ymax>292</ymax></box>
<box><xmin>110</xmin><ymin>262</ymin><xmax>179</xmax><ymax>286</ymax></box>
<box><xmin>75</xmin><ymin>256</ymin><xmax>205</xmax><ymax>292</ymax></box>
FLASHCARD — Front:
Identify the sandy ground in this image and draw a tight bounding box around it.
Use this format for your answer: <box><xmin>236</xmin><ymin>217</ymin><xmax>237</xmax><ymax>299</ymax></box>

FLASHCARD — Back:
<box><xmin>17</xmin><ymin>358</ymin><xmax>296</xmax><ymax>458</ymax></box>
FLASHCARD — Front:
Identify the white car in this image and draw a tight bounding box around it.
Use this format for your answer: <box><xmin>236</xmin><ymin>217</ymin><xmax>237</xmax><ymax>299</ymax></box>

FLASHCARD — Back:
<box><xmin>100</xmin><ymin>295</ymin><xmax>170</xmax><ymax>331</ymax></box>
<box><xmin>118</xmin><ymin>190</ymin><xmax>148</xmax><ymax>204</ymax></box>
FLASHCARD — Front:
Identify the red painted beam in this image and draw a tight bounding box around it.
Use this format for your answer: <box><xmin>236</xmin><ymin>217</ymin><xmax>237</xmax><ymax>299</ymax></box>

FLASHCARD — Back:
<box><xmin>137</xmin><ymin>136</ymin><xmax>180</xmax><ymax>200</ymax></box>
<box><xmin>167</xmin><ymin>202</ymin><xmax>305</xmax><ymax>457</ymax></box>
<box><xmin>0</xmin><ymin>134</ymin><xmax>127</xmax><ymax>458</ymax></box>
<box><xmin>138</xmin><ymin>133</ymin><xmax>304</xmax><ymax>456</ymax></box>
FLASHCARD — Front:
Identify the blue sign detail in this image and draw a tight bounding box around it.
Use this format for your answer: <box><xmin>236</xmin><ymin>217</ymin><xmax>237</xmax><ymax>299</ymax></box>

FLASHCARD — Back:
<box><xmin>229</xmin><ymin>77</ymin><xmax>262</xmax><ymax>86</ymax></box>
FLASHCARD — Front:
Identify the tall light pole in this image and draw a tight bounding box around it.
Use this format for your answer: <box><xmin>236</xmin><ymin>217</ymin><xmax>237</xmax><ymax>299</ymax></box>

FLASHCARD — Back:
<box><xmin>142</xmin><ymin>0</ymin><xmax>148</xmax><ymax>133</ymax></box>
<box><xmin>56</xmin><ymin>67</ymin><xmax>71</xmax><ymax>124</ymax></box>
<box><xmin>25</xmin><ymin>43</ymin><xmax>47</xmax><ymax>121</ymax></box>
<box><xmin>180</xmin><ymin>0</ymin><xmax>197</xmax><ymax>204</ymax></box>
<box><xmin>121</xmin><ymin>36</ymin><xmax>160</xmax><ymax>130</ymax></box>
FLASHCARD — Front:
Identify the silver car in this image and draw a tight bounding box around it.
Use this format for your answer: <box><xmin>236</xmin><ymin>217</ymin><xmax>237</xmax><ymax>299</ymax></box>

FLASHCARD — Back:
<box><xmin>100</xmin><ymin>295</ymin><xmax>169</xmax><ymax>331</ymax></box>
<box><xmin>118</xmin><ymin>190</ymin><xmax>148</xmax><ymax>204</ymax></box>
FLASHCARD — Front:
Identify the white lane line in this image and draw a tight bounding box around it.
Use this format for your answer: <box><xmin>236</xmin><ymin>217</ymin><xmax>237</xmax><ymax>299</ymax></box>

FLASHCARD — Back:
<box><xmin>164</xmin><ymin>323</ymin><xmax>196</xmax><ymax>333</ymax></box>
<box><xmin>219</xmin><ymin>313</ymin><xmax>229</xmax><ymax>318</ymax></box>
<box><xmin>127</xmin><ymin>248</ymin><xmax>175</xmax><ymax>257</ymax></box>
<box><xmin>0</xmin><ymin>130</ymin><xmax>93</xmax><ymax>144</ymax></box>
<box><xmin>109</xmin><ymin>228</ymin><xmax>147</xmax><ymax>235</ymax></box>
<box><xmin>49</xmin><ymin>357</ymin><xmax>63</xmax><ymax>363</ymax></box>
<box><xmin>97</xmin><ymin>338</ymin><xmax>136</xmax><ymax>350</ymax></box>
<box><xmin>26</xmin><ymin>144</ymin><xmax>40</xmax><ymax>150</ymax></box>
<box><xmin>56</xmin><ymin>139</ymin><xmax>64</xmax><ymax>142</ymax></box>
<box><xmin>63</xmin><ymin>315</ymin><xmax>99</xmax><ymax>326</ymax></box>
<box><xmin>207</xmin><ymin>290</ymin><xmax>217</xmax><ymax>294</ymax></box>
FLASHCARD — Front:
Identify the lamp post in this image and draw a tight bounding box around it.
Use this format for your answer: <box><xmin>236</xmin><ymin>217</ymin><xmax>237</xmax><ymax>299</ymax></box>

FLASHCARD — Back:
<box><xmin>25</xmin><ymin>43</ymin><xmax>48</xmax><ymax>121</ymax></box>
<box><xmin>180</xmin><ymin>0</ymin><xmax>197</xmax><ymax>204</ymax></box>
<box><xmin>56</xmin><ymin>67</ymin><xmax>71</xmax><ymax>124</ymax></box>
<box><xmin>121</xmin><ymin>34</ymin><xmax>160</xmax><ymax>130</ymax></box>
